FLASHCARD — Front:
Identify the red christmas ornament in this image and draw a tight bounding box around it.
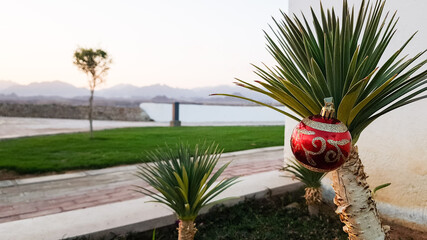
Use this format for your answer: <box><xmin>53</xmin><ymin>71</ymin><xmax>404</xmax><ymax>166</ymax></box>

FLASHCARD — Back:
<box><xmin>290</xmin><ymin>98</ymin><xmax>352</xmax><ymax>172</ymax></box>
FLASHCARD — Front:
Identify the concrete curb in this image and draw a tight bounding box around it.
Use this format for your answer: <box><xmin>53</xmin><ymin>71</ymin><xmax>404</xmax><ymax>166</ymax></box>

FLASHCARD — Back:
<box><xmin>0</xmin><ymin>170</ymin><xmax>302</xmax><ymax>240</ymax></box>
<box><xmin>0</xmin><ymin>146</ymin><xmax>284</xmax><ymax>187</ymax></box>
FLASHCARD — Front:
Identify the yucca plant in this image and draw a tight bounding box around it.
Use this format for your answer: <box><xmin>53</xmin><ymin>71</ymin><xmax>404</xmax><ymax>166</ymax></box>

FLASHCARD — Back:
<box><xmin>284</xmin><ymin>159</ymin><xmax>326</xmax><ymax>217</ymax></box>
<box><xmin>135</xmin><ymin>142</ymin><xmax>239</xmax><ymax>240</ymax></box>
<box><xmin>214</xmin><ymin>0</ymin><xmax>427</xmax><ymax>239</ymax></box>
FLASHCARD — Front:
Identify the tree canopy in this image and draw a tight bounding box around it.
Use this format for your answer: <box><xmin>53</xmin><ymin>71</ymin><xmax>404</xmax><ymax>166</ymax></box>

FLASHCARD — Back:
<box><xmin>73</xmin><ymin>48</ymin><xmax>112</xmax><ymax>90</ymax></box>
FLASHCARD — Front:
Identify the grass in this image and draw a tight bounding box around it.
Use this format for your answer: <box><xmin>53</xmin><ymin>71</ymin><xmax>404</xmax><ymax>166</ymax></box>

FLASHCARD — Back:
<box><xmin>67</xmin><ymin>188</ymin><xmax>348</xmax><ymax>240</ymax></box>
<box><xmin>0</xmin><ymin>126</ymin><xmax>283</xmax><ymax>174</ymax></box>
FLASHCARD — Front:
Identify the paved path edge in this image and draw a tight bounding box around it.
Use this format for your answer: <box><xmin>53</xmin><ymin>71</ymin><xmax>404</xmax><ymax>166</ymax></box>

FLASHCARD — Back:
<box><xmin>0</xmin><ymin>146</ymin><xmax>284</xmax><ymax>187</ymax></box>
<box><xmin>0</xmin><ymin>170</ymin><xmax>302</xmax><ymax>240</ymax></box>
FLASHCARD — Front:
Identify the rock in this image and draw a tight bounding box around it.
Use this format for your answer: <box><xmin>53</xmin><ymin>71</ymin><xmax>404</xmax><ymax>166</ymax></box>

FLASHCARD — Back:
<box><xmin>285</xmin><ymin>202</ymin><xmax>300</xmax><ymax>209</ymax></box>
<box><xmin>0</xmin><ymin>102</ymin><xmax>151</xmax><ymax>121</ymax></box>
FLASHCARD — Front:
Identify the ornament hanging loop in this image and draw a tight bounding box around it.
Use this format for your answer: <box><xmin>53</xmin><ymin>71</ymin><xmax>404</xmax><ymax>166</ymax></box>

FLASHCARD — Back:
<box><xmin>320</xmin><ymin>97</ymin><xmax>335</xmax><ymax>119</ymax></box>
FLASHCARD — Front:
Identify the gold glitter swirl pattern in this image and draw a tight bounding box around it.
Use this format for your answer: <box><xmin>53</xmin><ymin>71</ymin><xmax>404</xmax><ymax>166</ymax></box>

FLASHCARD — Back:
<box><xmin>297</xmin><ymin>160</ymin><xmax>331</xmax><ymax>173</ymax></box>
<box><xmin>328</xmin><ymin>139</ymin><xmax>350</xmax><ymax>145</ymax></box>
<box><xmin>302</xmin><ymin>118</ymin><xmax>348</xmax><ymax>133</ymax></box>
<box><xmin>325</xmin><ymin>150</ymin><xmax>338</xmax><ymax>163</ymax></box>
<box><xmin>301</xmin><ymin>137</ymin><xmax>326</xmax><ymax>166</ymax></box>
<box><xmin>295</xmin><ymin>128</ymin><xmax>315</xmax><ymax>135</ymax></box>
<box><xmin>325</xmin><ymin>139</ymin><xmax>351</xmax><ymax>163</ymax></box>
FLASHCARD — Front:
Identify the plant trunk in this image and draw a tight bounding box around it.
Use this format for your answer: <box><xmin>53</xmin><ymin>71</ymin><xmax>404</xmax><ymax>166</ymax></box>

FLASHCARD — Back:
<box><xmin>88</xmin><ymin>90</ymin><xmax>94</xmax><ymax>138</ymax></box>
<box><xmin>305</xmin><ymin>187</ymin><xmax>322</xmax><ymax>217</ymax></box>
<box><xmin>178</xmin><ymin>220</ymin><xmax>197</xmax><ymax>240</ymax></box>
<box><xmin>332</xmin><ymin>145</ymin><xmax>388</xmax><ymax>240</ymax></box>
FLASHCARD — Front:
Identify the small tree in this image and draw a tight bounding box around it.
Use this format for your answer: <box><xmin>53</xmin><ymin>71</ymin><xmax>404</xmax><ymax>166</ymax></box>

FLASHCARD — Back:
<box><xmin>284</xmin><ymin>159</ymin><xmax>325</xmax><ymax>216</ymax></box>
<box><xmin>73</xmin><ymin>48</ymin><xmax>111</xmax><ymax>138</ymax></box>
<box><xmin>135</xmin><ymin>142</ymin><xmax>239</xmax><ymax>240</ymax></box>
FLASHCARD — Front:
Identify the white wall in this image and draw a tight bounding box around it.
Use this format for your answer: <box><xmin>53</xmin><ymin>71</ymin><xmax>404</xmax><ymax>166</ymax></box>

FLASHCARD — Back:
<box><xmin>286</xmin><ymin>0</ymin><xmax>427</xmax><ymax>230</ymax></box>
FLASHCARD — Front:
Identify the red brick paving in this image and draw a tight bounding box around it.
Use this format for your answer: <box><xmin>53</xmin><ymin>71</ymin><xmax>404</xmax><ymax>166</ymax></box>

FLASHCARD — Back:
<box><xmin>0</xmin><ymin>154</ymin><xmax>283</xmax><ymax>223</ymax></box>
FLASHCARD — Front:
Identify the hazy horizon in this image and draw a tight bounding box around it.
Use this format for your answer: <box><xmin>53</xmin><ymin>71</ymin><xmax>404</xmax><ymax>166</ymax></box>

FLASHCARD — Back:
<box><xmin>0</xmin><ymin>0</ymin><xmax>289</xmax><ymax>89</ymax></box>
<box><xmin>0</xmin><ymin>79</ymin><xmax>249</xmax><ymax>90</ymax></box>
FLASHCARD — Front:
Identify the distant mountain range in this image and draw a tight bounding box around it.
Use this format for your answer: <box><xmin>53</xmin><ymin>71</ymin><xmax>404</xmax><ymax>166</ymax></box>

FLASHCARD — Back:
<box><xmin>0</xmin><ymin>80</ymin><xmax>274</xmax><ymax>104</ymax></box>
<box><xmin>0</xmin><ymin>81</ymin><xmax>87</xmax><ymax>98</ymax></box>
<box><xmin>0</xmin><ymin>80</ymin><xmax>20</xmax><ymax>91</ymax></box>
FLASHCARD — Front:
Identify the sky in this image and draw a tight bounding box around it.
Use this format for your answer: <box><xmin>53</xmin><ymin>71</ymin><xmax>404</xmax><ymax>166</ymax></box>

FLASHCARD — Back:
<box><xmin>0</xmin><ymin>0</ymin><xmax>288</xmax><ymax>89</ymax></box>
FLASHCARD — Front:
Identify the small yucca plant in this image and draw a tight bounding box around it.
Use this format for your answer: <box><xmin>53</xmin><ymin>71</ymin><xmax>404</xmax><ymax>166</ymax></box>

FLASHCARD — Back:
<box><xmin>135</xmin><ymin>142</ymin><xmax>239</xmax><ymax>240</ymax></box>
<box><xmin>284</xmin><ymin>159</ymin><xmax>326</xmax><ymax>216</ymax></box>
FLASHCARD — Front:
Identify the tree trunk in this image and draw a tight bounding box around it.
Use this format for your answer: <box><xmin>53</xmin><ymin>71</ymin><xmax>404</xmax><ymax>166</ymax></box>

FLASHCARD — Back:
<box><xmin>305</xmin><ymin>187</ymin><xmax>322</xmax><ymax>217</ymax></box>
<box><xmin>88</xmin><ymin>90</ymin><xmax>94</xmax><ymax>138</ymax></box>
<box><xmin>307</xmin><ymin>204</ymin><xmax>319</xmax><ymax>217</ymax></box>
<box><xmin>332</xmin><ymin>145</ymin><xmax>388</xmax><ymax>240</ymax></box>
<box><xmin>178</xmin><ymin>220</ymin><xmax>197</xmax><ymax>240</ymax></box>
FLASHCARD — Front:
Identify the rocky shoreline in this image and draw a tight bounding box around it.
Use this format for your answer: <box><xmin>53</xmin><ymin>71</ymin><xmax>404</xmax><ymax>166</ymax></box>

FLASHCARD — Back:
<box><xmin>0</xmin><ymin>102</ymin><xmax>151</xmax><ymax>121</ymax></box>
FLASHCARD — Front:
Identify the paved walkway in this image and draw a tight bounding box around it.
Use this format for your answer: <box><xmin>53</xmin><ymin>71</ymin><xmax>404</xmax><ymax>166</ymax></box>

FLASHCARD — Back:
<box><xmin>0</xmin><ymin>147</ymin><xmax>284</xmax><ymax>224</ymax></box>
<box><xmin>0</xmin><ymin>117</ymin><xmax>283</xmax><ymax>139</ymax></box>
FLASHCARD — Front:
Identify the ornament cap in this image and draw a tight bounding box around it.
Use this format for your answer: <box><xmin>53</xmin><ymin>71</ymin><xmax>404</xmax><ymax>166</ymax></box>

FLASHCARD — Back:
<box><xmin>320</xmin><ymin>97</ymin><xmax>335</xmax><ymax>119</ymax></box>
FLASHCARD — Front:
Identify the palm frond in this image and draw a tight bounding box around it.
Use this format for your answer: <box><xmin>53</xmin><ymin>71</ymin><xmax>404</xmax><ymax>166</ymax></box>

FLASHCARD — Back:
<box><xmin>215</xmin><ymin>0</ymin><xmax>427</xmax><ymax>143</ymax></box>
<box><xmin>284</xmin><ymin>159</ymin><xmax>325</xmax><ymax>188</ymax></box>
<box><xmin>134</xmin><ymin>142</ymin><xmax>239</xmax><ymax>221</ymax></box>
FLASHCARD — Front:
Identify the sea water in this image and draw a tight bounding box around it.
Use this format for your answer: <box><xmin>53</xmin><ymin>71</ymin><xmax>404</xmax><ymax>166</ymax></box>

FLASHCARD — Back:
<box><xmin>140</xmin><ymin>103</ymin><xmax>286</xmax><ymax>122</ymax></box>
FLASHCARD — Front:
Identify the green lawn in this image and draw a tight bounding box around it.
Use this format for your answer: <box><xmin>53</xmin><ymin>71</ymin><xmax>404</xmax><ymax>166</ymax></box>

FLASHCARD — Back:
<box><xmin>0</xmin><ymin>126</ymin><xmax>284</xmax><ymax>174</ymax></box>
